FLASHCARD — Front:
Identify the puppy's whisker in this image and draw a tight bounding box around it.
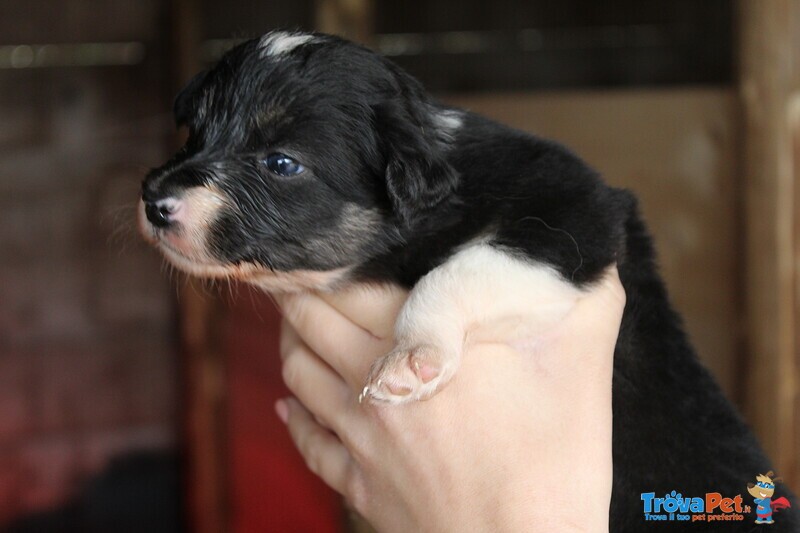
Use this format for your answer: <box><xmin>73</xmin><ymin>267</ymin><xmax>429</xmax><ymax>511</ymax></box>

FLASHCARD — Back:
<box><xmin>247</xmin><ymin>286</ymin><xmax>268</xmax><ymax>323</ymax></box>
<box><xmin>104</xmin><ymin>203</ymin><xmax>140</xmax><ymax>251</ymax></box>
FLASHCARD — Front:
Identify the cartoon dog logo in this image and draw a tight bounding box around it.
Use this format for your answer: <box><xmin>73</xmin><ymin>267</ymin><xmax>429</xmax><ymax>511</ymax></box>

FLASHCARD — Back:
<box><xmin>747</xmin><ymin>471</ymin><xmax>792</xmax><ymax>524</ymax></box>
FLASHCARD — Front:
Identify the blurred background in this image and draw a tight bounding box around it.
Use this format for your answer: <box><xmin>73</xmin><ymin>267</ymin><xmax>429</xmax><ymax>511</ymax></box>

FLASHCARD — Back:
<box><xmin>0</xmin><ymin>1</ymin><xmax>798</xmax><ymax>532</ymax></box>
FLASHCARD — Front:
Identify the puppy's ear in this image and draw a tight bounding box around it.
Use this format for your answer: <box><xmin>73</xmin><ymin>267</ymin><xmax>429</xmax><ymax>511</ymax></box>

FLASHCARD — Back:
<box><xmin>376</xmin><ymin>72</ymin><xmax>458</xmax><ymax>225</ymax></box>
<box><xmin>173</xmin><ymin>70</ymin><xmax>209</xmax><ymax>128</ymax></box>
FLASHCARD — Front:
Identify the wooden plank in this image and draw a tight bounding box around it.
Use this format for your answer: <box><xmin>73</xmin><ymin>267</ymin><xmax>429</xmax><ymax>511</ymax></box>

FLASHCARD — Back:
<box><xmin>169</xmin><ymin>0</ymin><xmax>230</xmax><ymax>531</ymax></box>
<box><xmin>315</xmin><ymin>0</ymin><xmax>374</xmax><ymax>44</ymax></box>
<box><xmin>446</xmin><ymin>89</ymin><xmax>743</xmax><ymax>403</ymax></box>
<box><xmin>738</xmin><ymin>0</ymin><xmax>800</xmax><ymax>490</ymax></box>
<box><xmin>179</xmin><ymin>281</ymin><xmax>228</xmax><ymax>533</ymax></box>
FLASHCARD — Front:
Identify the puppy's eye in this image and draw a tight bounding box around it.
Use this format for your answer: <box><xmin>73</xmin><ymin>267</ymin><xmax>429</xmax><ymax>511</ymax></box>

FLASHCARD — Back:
<box><xmin>263</xmin><ymin>153</ymin><xmax>305</xmax><ymax>176</ymax></box>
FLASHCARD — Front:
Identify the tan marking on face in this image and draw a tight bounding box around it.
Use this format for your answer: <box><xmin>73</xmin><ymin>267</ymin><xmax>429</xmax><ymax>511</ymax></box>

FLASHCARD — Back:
<box><xmin>258</xmin><ymin>104</ymin><xmax>288</xmax><ymax>127</ymax></box>
<box><xmin>139</xmin><ymin>187</ymin><xmax>350</xmax><ymax>293</ymax></box>
<box><xmin>138</xmin><ymin>185</ymin><xmax>228</xmax><ymax>261</ymax></box>
<box><xmin>155</xmin><ymin>242</ymin><xmax>350</xmax><ymax>292</ymax></box>
<box><xmin>308</xmin><ymin>203</ymin><xmax>382</xmax><ymax>256</ymax></box>
<box><xmin>245</xmin><ymin>267</ymin><xmax>351</xmax><ymax>292</ymax></box>
<box><xmin>339</xmin><ymin>204</ymin><xmax>382</xmax><ymax>235</ymax></box>
<box><xmin>167</xmin><ymin>186</ymin><xmax>228</xmax><ymax>260</ymax></box>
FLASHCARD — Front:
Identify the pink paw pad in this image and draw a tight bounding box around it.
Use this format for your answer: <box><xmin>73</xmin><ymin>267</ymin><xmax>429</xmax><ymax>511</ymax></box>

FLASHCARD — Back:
<box><xmin>363</xmin><ymin>344</ymin><xmax>459</xmax><ymax>404</ymax></box>
<box><xmin>411</xmin><ymin>357</ymin><xmax>440</xmax><ymax>383</ymax></box>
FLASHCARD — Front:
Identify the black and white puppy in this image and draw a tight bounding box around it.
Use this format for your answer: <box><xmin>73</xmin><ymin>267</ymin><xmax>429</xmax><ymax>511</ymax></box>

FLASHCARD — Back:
<box><xmin>140</xmin><ymin>31</ymin><xmax>797</xmax><ymax>530</ymax></box>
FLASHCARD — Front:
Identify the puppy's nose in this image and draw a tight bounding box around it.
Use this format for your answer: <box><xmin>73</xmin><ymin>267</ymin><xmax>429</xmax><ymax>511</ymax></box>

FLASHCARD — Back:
<box><xmin>143</xmin><ymin>197</ymin><xmax>181</xmax><ymax>228</ymax></box>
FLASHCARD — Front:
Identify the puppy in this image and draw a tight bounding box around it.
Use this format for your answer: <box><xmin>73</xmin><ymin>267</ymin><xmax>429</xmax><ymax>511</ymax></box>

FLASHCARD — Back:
<box><xmin>140</xmin><ymin>31</ymin><xmax>797</xmax><ymax>530</ymax></box>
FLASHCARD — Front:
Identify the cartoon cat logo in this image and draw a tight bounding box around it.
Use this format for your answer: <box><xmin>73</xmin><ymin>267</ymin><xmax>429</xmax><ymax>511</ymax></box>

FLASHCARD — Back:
<box><xmin>747</xmin><ymin>471</ymin><xmax>792</xmax><ymax>525</ymax></box>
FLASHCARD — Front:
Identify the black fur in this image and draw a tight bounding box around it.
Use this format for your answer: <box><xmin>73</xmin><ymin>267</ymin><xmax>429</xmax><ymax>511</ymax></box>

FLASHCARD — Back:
<box><xmin>142</xmin><ymin>31</ymin><xmax>798</xmax><ymax>530</ymax></box>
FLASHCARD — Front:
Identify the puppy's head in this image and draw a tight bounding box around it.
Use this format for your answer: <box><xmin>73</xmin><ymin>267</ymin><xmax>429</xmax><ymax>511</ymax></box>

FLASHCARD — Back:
<box><xmin>140</xmin><ymin>30</ymin><xmax>460</xmax><ymax>292</ymax></box>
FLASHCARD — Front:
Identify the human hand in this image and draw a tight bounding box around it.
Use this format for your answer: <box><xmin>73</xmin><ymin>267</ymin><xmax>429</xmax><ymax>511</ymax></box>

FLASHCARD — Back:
<box><xmin>276</xmin><ymin>267</ymin><xmax>625</xmax><ymax>532</ymax></box>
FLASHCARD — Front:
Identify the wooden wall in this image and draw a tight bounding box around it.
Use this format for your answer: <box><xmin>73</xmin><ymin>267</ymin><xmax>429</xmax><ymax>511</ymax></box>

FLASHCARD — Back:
<box><xmin>738</xmin><ymin>0</ymin><xmax>800</xmax><ymax>492</ymax></box>
<box><xmin>0</xmin><ymin>0</ymin><xmax>178</xmax><ymax>527</ymax></box>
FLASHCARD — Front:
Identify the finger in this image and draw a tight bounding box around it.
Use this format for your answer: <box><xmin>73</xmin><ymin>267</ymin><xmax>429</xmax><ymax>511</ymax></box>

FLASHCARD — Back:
<box><xmin>280</xmin><ymin>322</ymin><xmax>353</xmax><ymax>432</ymax></box>
<box><xmin>590</xmin><ymin>265</ymin><xmax>626</xmax><ymax>312</ymax></box>
<box><xmin>277</xmin><ymin>292</ymin><xmax>390</xmax><ymax>388</ymax></box>
<box><xmin>281</xmin><ymin>320</ymin><xmax>337</xmax><ymax>430</ymax></box>
<box><xmin>565</xmin><ymin>265</ymin><xmax>626</xmax><ymax>342</ymax></box>
<box><xmin>279</xmin><ymin>318</ymin><xmax>302</xmax><ymax>362</ymax></box>
<box><xmin>279</xmin><ymin>397</ymin><xmax>352</xmax><ymax>496</ymax></box>
<box><xmin>554</xmin><ymin>265</ymin><xmax>624</xmax><ymax>379</ymax></box>
<box><xmin>317</xmin><ymin>283</ymin><xmax>408</xmax><ymax>340</ymax></box>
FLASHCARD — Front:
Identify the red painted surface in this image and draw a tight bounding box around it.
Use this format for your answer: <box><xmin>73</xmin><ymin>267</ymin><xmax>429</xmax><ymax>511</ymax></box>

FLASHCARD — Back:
<box><xmin>223</xmin><ymin>286</ymin><xmax>343</xmax><ymax>533</ymax></box>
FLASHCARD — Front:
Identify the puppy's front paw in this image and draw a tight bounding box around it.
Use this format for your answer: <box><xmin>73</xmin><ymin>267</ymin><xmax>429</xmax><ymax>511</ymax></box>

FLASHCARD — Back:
<box><xmin>362</xmin><ymin>344</ymin><xmax>459</xmax><ymax>404</ymax></box>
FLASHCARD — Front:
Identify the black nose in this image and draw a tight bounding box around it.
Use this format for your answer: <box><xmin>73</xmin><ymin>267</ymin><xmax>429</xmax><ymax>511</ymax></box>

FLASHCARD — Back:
<box><xmin>144</xmin><ymin>201</ymin><xmax>174</xmax><ymax>228</ymax></box>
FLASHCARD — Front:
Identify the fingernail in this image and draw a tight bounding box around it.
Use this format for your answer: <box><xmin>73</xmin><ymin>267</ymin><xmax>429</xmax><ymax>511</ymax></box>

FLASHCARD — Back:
<box><xmin>275</xmin><ymin>399</ymin><xmax>289</xmax><ymax>424</ymax></box>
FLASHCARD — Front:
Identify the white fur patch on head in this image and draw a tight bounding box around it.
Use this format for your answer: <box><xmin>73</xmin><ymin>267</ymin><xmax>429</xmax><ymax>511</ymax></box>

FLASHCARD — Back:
<box><xmin>259</xmin><ymin>31</ymin><xmax>317</xmax><ymax>57</ymax></box>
